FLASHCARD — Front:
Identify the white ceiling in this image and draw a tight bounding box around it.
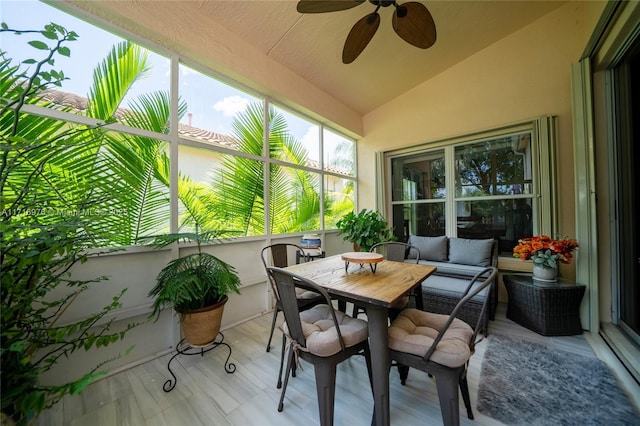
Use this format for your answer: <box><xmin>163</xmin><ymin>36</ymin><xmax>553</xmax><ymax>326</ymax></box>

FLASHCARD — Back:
<box><xmin>73</xmin><ymin>0</ymin><xmax>568</xmax><ymax>116</ymax></box>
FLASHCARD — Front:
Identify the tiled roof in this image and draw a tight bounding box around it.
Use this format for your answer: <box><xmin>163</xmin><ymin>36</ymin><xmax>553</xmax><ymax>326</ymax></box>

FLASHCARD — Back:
<box><xmin>39</xmin><ymin>89</ymin><xmax>351</xmax><ymax>175</ymax></box>
<box><xmin>178</xmin><ymin>123</ymin><xmax>239</xmax><ymax>149</ymax></box>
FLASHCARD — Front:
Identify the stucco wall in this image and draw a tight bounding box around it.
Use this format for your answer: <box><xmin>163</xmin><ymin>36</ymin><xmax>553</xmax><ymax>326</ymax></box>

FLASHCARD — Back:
<box><xmin>357</xmin><ymin>2</ymin><xmax>598</xmax><ymax>279</ymax></box>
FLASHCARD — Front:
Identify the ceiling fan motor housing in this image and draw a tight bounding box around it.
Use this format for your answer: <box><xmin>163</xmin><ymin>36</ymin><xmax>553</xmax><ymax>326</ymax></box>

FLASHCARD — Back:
<box><xmin>369</xmin><ymin>0</ymin><xmax>395</xmax><ymax>7</ymax></box>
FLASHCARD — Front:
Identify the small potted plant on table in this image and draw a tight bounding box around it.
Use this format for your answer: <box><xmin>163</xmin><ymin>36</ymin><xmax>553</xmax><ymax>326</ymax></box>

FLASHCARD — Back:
<box><xmin>336</xmin><ymin>209</ymin><xmax>395</xmax><ymax>252</ymax></box>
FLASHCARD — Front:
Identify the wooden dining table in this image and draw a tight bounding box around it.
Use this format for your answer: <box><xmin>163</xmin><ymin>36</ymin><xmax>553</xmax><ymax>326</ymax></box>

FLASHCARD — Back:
<box><xmin>285</xmin><ymin>254</ymin><xmax>436</xmax><ymax>426</ymax></box>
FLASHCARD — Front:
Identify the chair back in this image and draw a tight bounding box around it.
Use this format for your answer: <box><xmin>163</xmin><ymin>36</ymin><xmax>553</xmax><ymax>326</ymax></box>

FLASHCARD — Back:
<box><xmin>266</xmin><ymin>266</ymin><xmax>345</xmax><ymax>351</ymax></box>
<box><xmin>370</xmin><ymin>241</ymin><xmax>421</xmax><ymax>264</ymax></box>
<box><xmin>261</xmin><ymin>243</ymin><xmax>304</xmax><ymax>299</ymax></box>
<box><xmin>261</xmin><ymin>243</ymin><xmax>303</xmax><ymax>269</ymax></box>
<box><xmin>423</xmin><ymin>266</ymin><xmax>498</xmax><ymax>362</ymax></box>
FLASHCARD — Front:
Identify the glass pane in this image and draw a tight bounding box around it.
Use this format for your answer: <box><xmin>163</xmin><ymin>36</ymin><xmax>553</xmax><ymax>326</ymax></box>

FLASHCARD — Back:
<box><xmin>102</xmin><ymin>132</ymin><xmax>171</xmax><ymax>243</ymax></box>
<box><xmin>456</xmin><ymin>198</ymin><xmax>533</xmax><ymax>255</ymax></box>
<box><xmin>455</xmin><ymin>133</ymin><xmax>533</xmax><ymax>197</ymax></box>
<box><xmin>323</xmin><ymin>129</ymin><xmax>355</xmax><ymax>176</ymax></box>
<box><xmin>392</xmin><ymin>202</ymin><xmax>446</xmax><ymax>240</ymax></box>
<box><xmin>391</xmin><ymin>151</ymin><xmax>445</xmax><ymax>201</ymax></box>
<box><xmin>2</xmin><ymin>2</ymin><xmax>170</xmax><ymax>131</ymax></box>
<box><xmin>178</xmin><ymin>143</ymin><xmax>265</xmax><ymax>236</ymax></box>
<box><xmin>3</xmin><ymin>112</ymin><xmax>170</xmax><ymax>247</ymax></box>
<box><xmin>324</xmin><ymin>176</ymin><xmax>355</xmax><ymax>229</ymax></box>
<box><xmin>271</xmin><ymin>106</ymin><xmax>319</xmax><ymax>167</ymax></box>
<box><xmin>270</xmin><ymin>165</ymin><xmax>320</xmax><ymax>233</ymax></box>
<box><xmin>179</xmin><ymin>63</ymin><xmax>263</xmax><ymax>154</ymax></box>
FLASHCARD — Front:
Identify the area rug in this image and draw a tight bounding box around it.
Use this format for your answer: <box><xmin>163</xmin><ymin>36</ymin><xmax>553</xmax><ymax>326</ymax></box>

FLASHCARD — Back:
<box><xmin>476</xmin><ymin>334</ymin><xmax>639</xmax><ymax>425</ymax></box>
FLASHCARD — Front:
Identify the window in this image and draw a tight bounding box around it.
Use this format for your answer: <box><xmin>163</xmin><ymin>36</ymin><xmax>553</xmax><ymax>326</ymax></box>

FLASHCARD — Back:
<box><xmin>391</xmin><ymin>150</ymin><xmax>445</xmax><ymax>237</ymax></box>
<box><xmin>323</xmin><ymin>129</ymin><xmax>356</xmax><ymax>228</ymax></box>
<box><xmin>1</xmin><ymin>2</ymin><xmax>356</xmax><ymax>246</ymax></box>
<box><xmin>387</xmin><ymin>119</ymin><xmax>556</xmax><ymax>256</ymax></box>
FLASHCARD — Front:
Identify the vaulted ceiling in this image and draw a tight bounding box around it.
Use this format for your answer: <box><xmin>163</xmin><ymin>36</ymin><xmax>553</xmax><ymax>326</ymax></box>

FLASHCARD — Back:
<box><xmin>70</xmin><ymin>1</ymin><xmax>567</xmax><ymax>116</ymax></box>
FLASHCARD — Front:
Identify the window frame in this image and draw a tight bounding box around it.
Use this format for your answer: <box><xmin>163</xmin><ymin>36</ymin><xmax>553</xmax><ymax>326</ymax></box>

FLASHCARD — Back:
<box><xmin>380</xmin><ymin>116</ymin><xmax>559</xmax><ymax>264</ymax></box>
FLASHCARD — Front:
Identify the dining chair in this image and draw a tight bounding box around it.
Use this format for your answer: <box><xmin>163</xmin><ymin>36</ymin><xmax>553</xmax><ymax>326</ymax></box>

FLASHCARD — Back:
<box><xmin>266</xmin><ymin>266</ymin><xmax>373</xmax><ymax>426</ymax></box>
<box><xmin>352</xmin><ymin>241</ymin><xmax>423</xmax><ymax>319</ymax></box>
<box><xmin>387</xmin><ymin>266</ymin><xmax>498</xmax><ymax>426</ymax></box>
<box><xmin>261</xmin><ymin>243</ymin><xmax>325</xmax><ymax>390</ymax></box>
<box><xmin>261</xmin><ymin>243</ymin><xmax>324</xmax><ymax>353</ymax></box>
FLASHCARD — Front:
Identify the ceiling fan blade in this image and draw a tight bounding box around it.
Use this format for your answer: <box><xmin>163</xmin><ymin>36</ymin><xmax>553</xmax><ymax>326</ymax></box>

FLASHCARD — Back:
<box><xmin>392</xmin><ymin>2</ymin><xmax>436</xmax><ymax>49</ymax></box>
<box><xmin>297</xmin><ymin>0</ymin><xmax>364</xmax><ymax>14</ymax></box>
<box><xmin>342</xmin><ymin>12</ymin><xmax>381</xmax><ymax>64</ymax></box>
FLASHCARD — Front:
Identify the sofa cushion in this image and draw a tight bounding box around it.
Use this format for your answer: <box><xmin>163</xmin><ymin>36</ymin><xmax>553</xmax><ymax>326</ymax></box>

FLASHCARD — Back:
<box><xmin>414</xmin><ymin>260</ymin><xmax>488</xmax><ymax>278</ymax></box>
<box><xmin>421</xmin><ymin>275</ymin><xmax>489</xmax><ymax>303</ymax></box>
<box><xmin>448</xmin><ymin>238</ymin><xmax>494</xmax><ymax>267</ymax></box>
<box><xmin>407</xmin><ymin>235</ymin><xmax>448</xmax><ymax>261</ymax></box>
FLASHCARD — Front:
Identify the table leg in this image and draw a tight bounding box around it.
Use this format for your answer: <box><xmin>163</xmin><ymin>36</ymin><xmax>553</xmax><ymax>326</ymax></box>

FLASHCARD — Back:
<box><xmin>367</xmin><ymin>305</ymin><xmax>390</xmax><ymax>426</ymax></box>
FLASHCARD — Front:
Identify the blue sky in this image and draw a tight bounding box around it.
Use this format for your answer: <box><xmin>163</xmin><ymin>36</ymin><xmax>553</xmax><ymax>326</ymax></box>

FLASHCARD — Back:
<box><xmin>0</xmin><ymin>0</ymin><xmax>325</xmax><ymax>147</ymax></box>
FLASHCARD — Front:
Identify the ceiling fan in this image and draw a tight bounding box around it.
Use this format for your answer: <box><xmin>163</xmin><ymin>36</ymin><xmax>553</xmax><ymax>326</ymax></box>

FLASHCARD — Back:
<box><xmin>296</xmin><ymin>0</ymin><xmax>437</xmax><ymax>64</ymax></box>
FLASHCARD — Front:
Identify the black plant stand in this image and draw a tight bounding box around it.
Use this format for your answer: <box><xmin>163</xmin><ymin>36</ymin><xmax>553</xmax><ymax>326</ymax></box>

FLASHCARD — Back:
<box><xmin>163</xmin><ymin>332</ymin><xmax>236</xmax><ymax>392</ymax></box>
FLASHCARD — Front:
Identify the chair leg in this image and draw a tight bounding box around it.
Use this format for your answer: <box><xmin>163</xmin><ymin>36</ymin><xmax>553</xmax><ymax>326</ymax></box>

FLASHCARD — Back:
<box><xmin>314</xmin><ymin>361</ymin><xmax>337</xmax><ymax>426</ymax></box>
<box><xmin>397</xmin><ymin>363</ymin><xmax>410</xmax><ymax>385</ymax></box>
<box><xmin>364</xmin><ymin>345</ymin><xmax>374</xmax><ymax>392</ymax></box>
<box><xmin>277</xmin><ymin>333</ymin><xmax>286</xmax><ymax>389</ymax></box>
<box><xmin>434</xmin><ymin>369</ymin><xmax>461</xmax><ymax>426</ymax></box>
<box><xmin>352</xmin><ymin>304</ymin><xmax>363</xmax><ymax>318</ymax></box>
<box><xmin>459</xmin><ymin>374</ymin><xmax>474</xmax><ymax>420</ymax></box>
<box><xmin>278</xmin><ymin>345</ymin><xmax>295</xmax><ymax>412</ymax></box>
<box><xmin>266</xmin><ymin>308</ymin><xmax>280</xmax><ymax>352</ymax></box>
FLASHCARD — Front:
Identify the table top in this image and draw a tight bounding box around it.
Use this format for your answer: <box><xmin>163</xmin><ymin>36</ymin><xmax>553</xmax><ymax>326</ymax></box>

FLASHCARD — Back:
<box><xmin>341</xmin><ymin>251</ymin><xmax>384</xmax><ymax>264</ymax></box>
<box><xmin>503</xmin><ymin>273</ymin><xmax>586</xmax><ymax>289</ymax></box>
<box><xmin>286</xmin><ymin>254</ymin><xmax>436</xmax><ymax>308</ymax></box>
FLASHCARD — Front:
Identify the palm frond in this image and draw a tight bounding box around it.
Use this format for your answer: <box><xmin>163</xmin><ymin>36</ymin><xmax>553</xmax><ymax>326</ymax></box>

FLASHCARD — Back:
<box><xmin>86</xmin><ymin>41</ymin><xmax>150</xmax><ymax>120</ymax></box>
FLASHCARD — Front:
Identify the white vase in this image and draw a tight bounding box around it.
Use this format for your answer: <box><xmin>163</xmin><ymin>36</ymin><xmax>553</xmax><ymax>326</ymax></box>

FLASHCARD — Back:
<box><xmin>532</xmin><ymin>264</ymin><xmax>557</xmax><ymax>281</ymax></box>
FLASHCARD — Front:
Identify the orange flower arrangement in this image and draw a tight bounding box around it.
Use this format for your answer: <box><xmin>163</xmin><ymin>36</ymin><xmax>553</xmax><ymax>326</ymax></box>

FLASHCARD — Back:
<box><xmin>513</xmin><ymin>235</ymin><xmax>579</xmax><ymax>268</ymax></box>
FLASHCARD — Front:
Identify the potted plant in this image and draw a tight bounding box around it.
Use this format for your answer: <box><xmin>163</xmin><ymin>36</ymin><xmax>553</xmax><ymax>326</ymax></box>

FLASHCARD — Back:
<box><xmin>147</xmin><ymin>230</ymin><xmax>241</xmax><ymax>346</ymax></box>
<box><xmin>513</xmin><ymin>234</ymin><xmax>579</xmax><ymax>281</ymax></box>
<box><xmin>335</xmin><ymin>209</ymin><xmax>395</xmax><ymax>252</ymax></box>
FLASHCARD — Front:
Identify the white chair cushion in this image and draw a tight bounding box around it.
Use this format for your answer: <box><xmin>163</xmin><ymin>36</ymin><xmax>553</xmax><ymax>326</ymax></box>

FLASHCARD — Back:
<box><xmin>282</xmin><ymin>304</ymin><xmax>368</xmax><ymax>357</ymax></box>
<box><xmin>388</xmin><ymin>308</ymin><xmax>473</xmax><ymax>368</ymax></box>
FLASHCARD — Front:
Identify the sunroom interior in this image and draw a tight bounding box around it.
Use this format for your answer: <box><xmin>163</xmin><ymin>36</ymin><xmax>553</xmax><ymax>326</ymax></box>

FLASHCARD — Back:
<box><xmin>2</xmin><ymin>0</ymin><xmax>640</xmax><ymax>424</ymax></box>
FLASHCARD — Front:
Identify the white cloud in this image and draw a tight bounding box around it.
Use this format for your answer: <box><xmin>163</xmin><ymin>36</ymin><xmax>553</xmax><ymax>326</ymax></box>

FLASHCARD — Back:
<box><xmin>213</xmin><ymin>96</ymin><xmax>250</xmax><ymax>117</ymax></box>
<box><xmin>301</xmin><ymin>125</ymin><xmax>320</xmax><ymax>162</ymax></box>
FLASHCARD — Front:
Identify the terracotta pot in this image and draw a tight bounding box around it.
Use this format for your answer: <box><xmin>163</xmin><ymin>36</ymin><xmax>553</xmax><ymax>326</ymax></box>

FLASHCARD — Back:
<box><xmin>178</xmin><ymin>295</ymin><xmax>228</xmax><ymax>346</ymax></box>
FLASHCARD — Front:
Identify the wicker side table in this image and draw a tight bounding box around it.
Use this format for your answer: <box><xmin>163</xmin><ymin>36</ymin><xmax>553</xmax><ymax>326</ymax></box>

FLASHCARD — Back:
<box><xmin>503</xmin><ymin>274</ymin><xmax>586</xmax><ymax>336</ymax></box>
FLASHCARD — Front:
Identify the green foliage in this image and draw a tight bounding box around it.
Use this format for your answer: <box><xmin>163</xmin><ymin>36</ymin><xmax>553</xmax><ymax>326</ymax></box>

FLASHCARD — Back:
<box><xmin>1</xmin><ymin>23</ymin><xmax>138</xmax><ymax>424</ymax></box>
<box><xmin>146</xmin><ymin>231</ymin><xmax>241</xmax><ymax>320</ymax></box>
<box><xmin>335</xmin><ymin>209</ymin><xmax>395</xmax><ymax>252</ymax></box>
<box><xmin>531</xmin><ymin>249</ymin><xmax>559</xmax><ymax>268</ymax></box>
<box><xmin>199</xmin><ymin>101</ymin><xmax>355</xmax><ymax>236</ymax></box>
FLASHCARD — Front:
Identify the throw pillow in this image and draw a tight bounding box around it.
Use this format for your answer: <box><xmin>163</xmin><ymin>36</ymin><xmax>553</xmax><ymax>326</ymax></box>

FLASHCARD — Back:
<box><xmin>448</xmin><ymin>238</ymin><xmax>494</xmax><ymax>266</ymax></box>
<box><xmin>407</xmin><ymin>235</ymin><xmax>448</xmax><ymax>261</ymax></box>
